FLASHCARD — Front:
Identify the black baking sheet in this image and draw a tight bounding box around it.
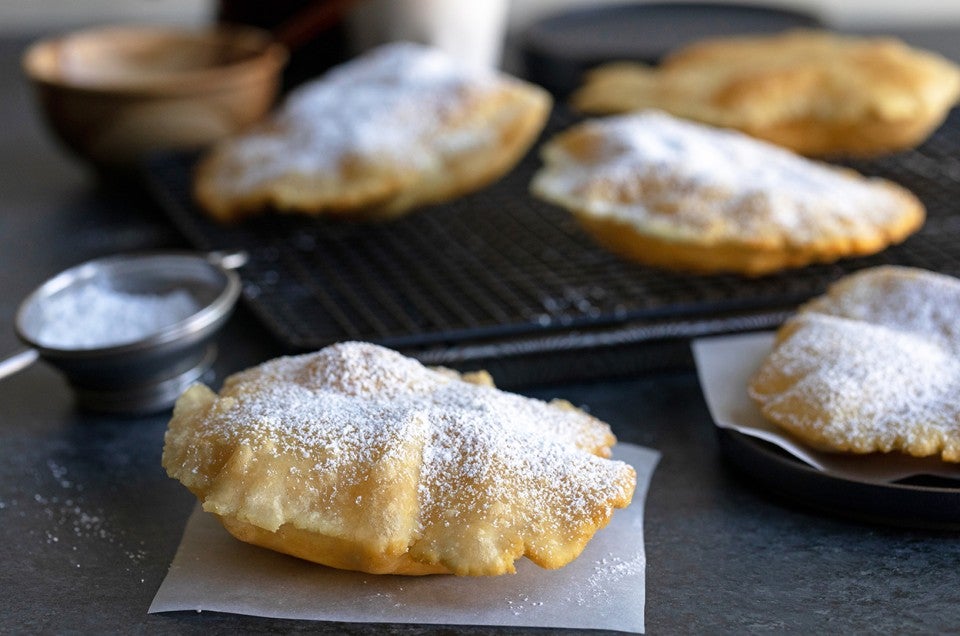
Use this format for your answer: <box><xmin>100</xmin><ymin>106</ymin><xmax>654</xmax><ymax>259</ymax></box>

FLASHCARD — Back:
<box><xmin>142</xmin><ymin>108</ymin><xmax>960</xmax><ymax>367</ymax></box>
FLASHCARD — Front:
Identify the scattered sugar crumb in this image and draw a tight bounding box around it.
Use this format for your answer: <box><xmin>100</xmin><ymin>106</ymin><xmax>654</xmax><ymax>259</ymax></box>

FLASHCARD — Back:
<box><xmin>27</xmin><ymin>459</ymin><xmax>150</xmax><ymax>568</ymax></box>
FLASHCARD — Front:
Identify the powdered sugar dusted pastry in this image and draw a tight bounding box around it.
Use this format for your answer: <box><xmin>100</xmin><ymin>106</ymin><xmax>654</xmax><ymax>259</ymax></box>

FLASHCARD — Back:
<box><xmin>530</xmin><ymin>111</ymin><xmax>924</xmax><ymax>275</ymax></box>
<box><xmin>194</xmin><ymin>42</ymin><xmax>552</xmax><ymax>221</ymax></box>
<box><xmin>162</xmin><ymin>342</ymin><xmax>636</xmax><ymax>575</ymax></box>
<box><xmin>749</xmin><ymin>266</ymin><xmax>960</xmax><ymax>461</ymax></box>
<box><xmin>571</xmin><ymin>30</ymin><xmax>960</xmax><ymax>156</ymax></box>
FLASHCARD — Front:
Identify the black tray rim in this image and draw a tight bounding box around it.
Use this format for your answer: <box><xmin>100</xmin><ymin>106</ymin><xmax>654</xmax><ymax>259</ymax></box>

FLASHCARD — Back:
<box><xmin>522</xmin><ymin>1</ymin><xmax>825</xmax><ymax>57</ymax></box>
<box><xmin>717</xmin><ymin>427</ymin><xmax>960</xmax><ymax>530</ymax></box>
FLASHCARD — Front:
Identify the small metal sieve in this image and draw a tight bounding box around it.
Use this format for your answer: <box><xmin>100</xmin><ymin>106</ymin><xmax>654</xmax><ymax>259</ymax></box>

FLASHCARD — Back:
<box><xmin>0</xmin><ymin>250</ymin><xmax>245</xmax><ymax>414</ymax></box>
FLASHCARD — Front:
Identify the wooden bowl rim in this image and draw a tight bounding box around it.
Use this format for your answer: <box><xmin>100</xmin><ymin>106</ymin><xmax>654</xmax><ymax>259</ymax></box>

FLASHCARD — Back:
<box><xmin>22</xmin><ymin>24</ymin><xmax>288</xmax><ymax>96</ymax></box>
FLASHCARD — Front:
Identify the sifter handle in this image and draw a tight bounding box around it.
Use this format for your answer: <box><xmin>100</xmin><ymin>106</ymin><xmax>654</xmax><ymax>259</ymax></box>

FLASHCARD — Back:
<box><xmin>0</xmin><ymin>348</ymin><xmax>39</xmax><ymax>381</ymax></box>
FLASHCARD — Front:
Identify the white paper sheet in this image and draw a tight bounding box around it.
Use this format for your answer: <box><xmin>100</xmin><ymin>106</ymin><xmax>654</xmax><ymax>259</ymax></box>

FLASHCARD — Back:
<box><xmin>692</xmin><ymin>331</ymin><xmax>960</xmax><ymax>483</ymax></box>
<box><xmin>150</xmin><ymin>443</ymin><xmax>659</xmax><ymax>633</ymax></box>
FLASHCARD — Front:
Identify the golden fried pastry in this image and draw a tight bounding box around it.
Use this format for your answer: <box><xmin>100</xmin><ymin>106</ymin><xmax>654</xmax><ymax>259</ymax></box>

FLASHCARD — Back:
<box><xmin>162</xmin><ymin>342</ymin><xmax>636</xmax><ymax>576</ymax></box>
<box><xmin>749</xmin><ymin>266</ymin><xmax>960</xmax><ymax>461</ymax></box>
<box><xmin>193</xmin><ymin>42</ymin><xmax>552</xmax><ymax>222</ymax></box>
<box><xmin>530</xmin><ymin>111</ymin><xmax>924</xmax><ymax>275</ymax></box>
<box><xmin>571</xmin><ymin>30</ymin><xmax>960</xmax><ymax>156</ymax></box>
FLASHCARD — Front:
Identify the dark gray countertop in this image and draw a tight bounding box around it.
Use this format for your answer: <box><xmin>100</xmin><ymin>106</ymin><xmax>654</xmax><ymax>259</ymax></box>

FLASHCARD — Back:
<box><xmin>3</xmin><ymin>27</ymin><xmax>960</xmax><ymax>634</ymax></box>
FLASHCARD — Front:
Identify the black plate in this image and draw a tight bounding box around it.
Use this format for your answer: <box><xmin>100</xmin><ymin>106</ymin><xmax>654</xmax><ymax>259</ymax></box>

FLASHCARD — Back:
<box><xmin>718</xmin><ymin>428</ymin><xmax>960</xmax><ymax>529</ymax></box>
<box><xmin>521</xmin><ymin>2</ymin><xmax>823</xmax><ymax>96</ymax></box>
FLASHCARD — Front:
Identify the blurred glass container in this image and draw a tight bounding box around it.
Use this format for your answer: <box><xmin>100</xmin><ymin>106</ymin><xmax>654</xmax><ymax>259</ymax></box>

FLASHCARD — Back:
<box><xmin>347</xmin><ymin>0</ymin><xmax>510</xmax><ymax>70</ymax></box>
<box><xmin>219</xmin><ymin>0</ymin><xmax>510</xmax><ymax>81</ymax></box>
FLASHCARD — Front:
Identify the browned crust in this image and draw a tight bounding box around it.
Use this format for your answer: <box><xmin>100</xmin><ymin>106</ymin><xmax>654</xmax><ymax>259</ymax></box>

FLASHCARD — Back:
<box><xmin>571</xmin><ymin>199</ymin><xmax>925</xmax><ymax>276</ymax></box>
<box><xmin>570</xmin><ymin>30</ymin><xmax>960</xmax><ymax>157</ymax></box>
<box><xmin>738</xmin><ymin>112</ymin><xmax>955</xmax><ymax>158</ymax></box>
<box><xmin>219</xmin><ymin>515</ymin><xmax>453</xmax><ymax>575</ymax></box>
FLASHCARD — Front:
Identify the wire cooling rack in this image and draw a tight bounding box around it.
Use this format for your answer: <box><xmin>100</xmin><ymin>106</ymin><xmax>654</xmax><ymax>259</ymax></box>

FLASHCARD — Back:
<box><xmin>143</xmin><ymin>109</ymin><xmax>960</xmax><ymax>381</ymax></box>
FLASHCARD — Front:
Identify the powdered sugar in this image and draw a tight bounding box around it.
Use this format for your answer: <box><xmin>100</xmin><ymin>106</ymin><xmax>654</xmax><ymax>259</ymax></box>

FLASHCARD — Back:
<box><xmin>760</xmin><ymin>314</ymin><xmax>960</xmax><ymax>436</ymax></box>
<box><xmin>751</xmin><ymin>267</ymin><xmax>960</xmax><ymax>457</ymax></box>
<box><xmin>215</xmin><ymin>343</ymin><xmax>628</xmax><ymax>515</ymax></box>
<box><xmin>533</xmin><ymin>110</ymin><xmax>915</xmax><ymax>243</ymax></box>
<box><xmin>568</xmin><ymin>552</ymin><xmax>647</xmax><ymax>606</ymax></box>
<box><xmin>221</xmin><ymin>42</ymin><xmax>498</xmax><ymax>192</ymax></box>
<box><xmin>32</xmin><ymin>281</ymin><xmax>199</xmax><ymax>350</ymax></box>
<box><xmin>222</xmin><ymin>343</ymin><xmax>617</xmax><ymax>457</ymax></box>
<box><xmin>801</xmin><ymin>266</ymin><xmax>960</xmax><ymax>352</ymax></box>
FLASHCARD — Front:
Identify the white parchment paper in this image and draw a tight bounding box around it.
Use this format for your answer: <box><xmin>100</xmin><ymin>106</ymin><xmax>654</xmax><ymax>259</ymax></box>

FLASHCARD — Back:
<box><xmin>150</xmin><ymin>443</ymin><xmax>659</xmax><ymax>633</ymax></box>
<box><xmin>692</xmin><ymin>332</ymin><xmax>960</xmax><ymax>483</ymax></box>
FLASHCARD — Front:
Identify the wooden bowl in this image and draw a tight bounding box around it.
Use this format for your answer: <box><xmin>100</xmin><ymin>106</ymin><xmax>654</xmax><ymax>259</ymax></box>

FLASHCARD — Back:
<box><xmin>22</xmin><ymin>25</ymin><xmax>288</xmax><ymax>171</ymax></box>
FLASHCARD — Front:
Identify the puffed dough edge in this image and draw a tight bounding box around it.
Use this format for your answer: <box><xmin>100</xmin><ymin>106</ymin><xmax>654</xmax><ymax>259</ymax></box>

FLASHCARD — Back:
<box><xmin>569</xmin><ymin>201</ymin><xmax>924</xmax><ymax>276</ymax></box>
<box><xmin>164</xmin><ymin>370</ymin><xmax>635</xmax><ymax>576</ymax></box>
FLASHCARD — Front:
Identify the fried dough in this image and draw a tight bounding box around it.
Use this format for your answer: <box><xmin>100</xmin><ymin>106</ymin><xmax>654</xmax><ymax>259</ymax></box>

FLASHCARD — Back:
<box><xmin>530</xmin><ymin>111</ymin><xmax>924</xmax><ymax>275</ymax></box>
<box><xmin>195</xmin><ymin>42</ymin><xmax>552</xmax><ymax>221</ymax></box>
<box><xmin>749</xmin><ymin>266</ymin><xmax>960</xmax><ymax>461</ymax></box>
<box><xmin>163</xmin><ymin>342</ymin><xmax>636</xmax><ymax>575</ymax></box>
